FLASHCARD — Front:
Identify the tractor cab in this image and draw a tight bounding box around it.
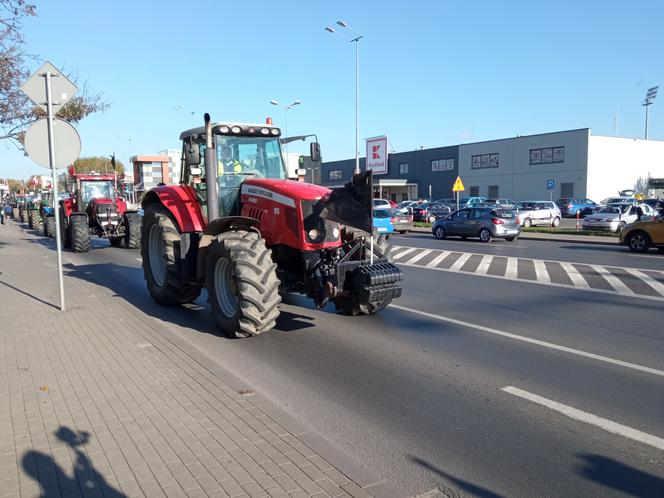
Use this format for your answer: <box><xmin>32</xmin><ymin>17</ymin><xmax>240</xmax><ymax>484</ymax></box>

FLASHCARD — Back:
<box><xmin>180</xmin><ymin>122</ymin><xmax>288</xmax><ymax>217</ymax></box>
<box><xmin>78</xmin><ymin>177</ymin><xmax>116</xmax><ymax>209</ymax></box>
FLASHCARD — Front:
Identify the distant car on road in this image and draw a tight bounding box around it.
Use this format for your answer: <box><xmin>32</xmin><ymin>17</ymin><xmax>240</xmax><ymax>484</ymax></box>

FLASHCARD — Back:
<box><xmin>431</xmin><ymin>207</ymin><xmax>520</xmax><ymax>242</ymax></box>
<box><xmin>373</xmin><ymin>208</ymin><xmax>394</xmax><ymax>234</ymax></box>
<box><xmin>582</xmin><ymin>203</ymin><xmax>655</xmax><ymax>233</ymax></box>
<box><xmin>389</xmin><ymin>208</ymin><xmax>413</xmax><ymax>233</ymax></box>
<box><xmin>515</xmin><ymin>201</ymin><xmax>561</xmax><ymax>227</ymax></box>
<box><xmin>619</xmin><ymin>217</ymin><xmax>664</xmax><ymax>252</ymax></box>
<box><xmin>556</xmin><ymin>198</ymin><xmax>596</xmax><ymax>217</ymax></box>
<box><xmin>412</xmin><ymin>202</ymin><xmax>451</xmax><ymax>223</ymax></box>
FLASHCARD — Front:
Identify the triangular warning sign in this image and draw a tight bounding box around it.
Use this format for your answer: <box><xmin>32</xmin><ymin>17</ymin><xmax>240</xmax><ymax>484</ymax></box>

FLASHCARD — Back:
<box><xmin>452</xmin><ymin>176</ymin><xmax>465</xmax><ymax>192</ymax></box>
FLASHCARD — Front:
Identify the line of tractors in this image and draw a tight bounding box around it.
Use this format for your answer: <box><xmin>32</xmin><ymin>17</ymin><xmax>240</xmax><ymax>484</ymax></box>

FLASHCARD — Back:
<box><xmin>7</xmin><ymin>113</ymin><xmax>404</xmax><ymax>339</ymax></box>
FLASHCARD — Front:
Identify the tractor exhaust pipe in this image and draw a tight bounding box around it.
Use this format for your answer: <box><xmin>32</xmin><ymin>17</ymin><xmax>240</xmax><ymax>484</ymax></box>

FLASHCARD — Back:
<box><xmin>204</xmin><ymin>113</ymin><xmax>220</xmax><ymax>221</ymax></box>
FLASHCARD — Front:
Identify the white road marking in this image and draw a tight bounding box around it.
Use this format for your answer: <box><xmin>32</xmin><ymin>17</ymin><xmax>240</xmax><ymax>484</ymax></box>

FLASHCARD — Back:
<box><xmin>591</xmin><ymin>265</ymin><xmax>634</xmax><ymax>295</ymax></box>
<box><xmin>389</xmin><ymin>304</ymin><xmax>664</xmax><ymax>378</ymax></box>
<box><xmin>505</xmin><ymin>257</ymin><xmax>518</xmax><ymax>279</ymax></box>
<box><xmin>392</xmin><ymin>247</ymin><xmax>417</xmax><ymax>260</ymax></box>
<box><xmin>502</xmin><ymin>386</ymin><xmax>664</xmax><ymax>451</ymax></box>
<box><xmin>558</xmin><ymin>261</ymin><xmax>591</xmax><ymax>289</ymax></box>
<box><xmin>404</xmin><ymin>249</ymin><xmax>432</xmax><ymax>265</ymax></box>
<box><xmin>426</xmin><ymin>251</ymin><xmax>450</xmax><ymax>268</ymax></box>
<box><xmin>448</xmin><ymin>253</ymin><xmax>473</xmax><ymax>272</ymax></box>
<box><xmin>475</xmin><ymin>255</ymin><xmax>493</xmax><ymax>275</ymax></box>
<box><xmin>624</xmin><ymin>268</ymin><xmax>664</xmax><ymax>296</ymax></box>
<box><xmin>533</xmin><ymin>259</ymin><xmax>551</xmax><ymax>283</ymax></box>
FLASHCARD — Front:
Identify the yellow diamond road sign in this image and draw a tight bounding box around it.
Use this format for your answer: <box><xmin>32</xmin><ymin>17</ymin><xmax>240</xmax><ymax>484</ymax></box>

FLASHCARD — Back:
<box><xmin>452</xmin><ymin>176</ymin><xmax>465</xmax><ymax>192</ymax></box>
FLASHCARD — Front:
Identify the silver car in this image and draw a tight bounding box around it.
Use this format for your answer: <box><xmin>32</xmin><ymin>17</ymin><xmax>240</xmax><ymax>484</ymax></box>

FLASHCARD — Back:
<box><xmin>515</xmin><ymin>201</ymin><xmax>561</xmax><ymax>227</ymax></box>
<box><xmin>582</xmin><ymin>203</ymin><xmax>655</xmax><ymax>232</ymax></box>
<box><xmin>432</xmin><ymin>207</ymin><xmax>521</xmax><ymax>242</ymax></box>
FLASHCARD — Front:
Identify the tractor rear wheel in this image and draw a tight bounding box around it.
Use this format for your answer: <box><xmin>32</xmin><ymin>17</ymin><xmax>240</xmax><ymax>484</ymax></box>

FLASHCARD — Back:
<box><xmin>31</xmin><ymin>209</ymin><xmax>43</xmax><ymax>233</ymax></box>
<box><xmin>20</xmin><ymin>209</ymin><xmax>27</xmax><ymax>223</ymax></box>
<box><xmin>206</xmin><ymin>230</ymin><xmax>281</xmax><ymax>338</ymax></box>
<box><xmin>70</xmin><ymin>214</ymin><xmax>91</xmax><ymax>252</ymax></box>
<box><xmin>45</xmin><ymin>216</ymin><xmax>55</xmax><ymax>238</ymax></box>
<box><xmin>124</xmin><ymin>212</ymin><xmax>141</xmax><ymax>249</ymax></box>
<box><xmin>141</xmin><ymin>205</ymin><xmax>201</xmax><ymax>305</ymax></box>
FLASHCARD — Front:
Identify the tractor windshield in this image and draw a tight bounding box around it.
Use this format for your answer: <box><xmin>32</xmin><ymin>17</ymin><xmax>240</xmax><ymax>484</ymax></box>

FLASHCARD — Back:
<box><xmin>215</xmin><ymin>135</ymin><xmax>286</xmax><ymax>180</ymax></box>
<box><xmin>81</xmin><ymin>180</ymin><xmax>115</xmax><ymax>205</ymax></box>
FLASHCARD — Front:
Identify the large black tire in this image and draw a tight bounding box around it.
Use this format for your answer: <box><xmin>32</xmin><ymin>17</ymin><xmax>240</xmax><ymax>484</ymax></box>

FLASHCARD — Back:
<box><xmin>433</xmin><ymin>225</ymin><xmax>446</xmax><ymax>240</ymax></box>
<box><xmin>45</xmin><ymin>216</ymin><xmax>55</xmax><ymax>238</ymax></box>
<box><xmin>69</xmin><ymin>214</ymin><xmax>91</xmax><ymax>253</ymax></box>
<box><xmin>42</xmin><ymin>214</ymin><xmax>49</xmax><ymax>236</ymax></box>
<box><xmin>20</xmin><ymin>209</ymin><xmax>27</xmax><ymax>224</ymax></box>
<box><xmin>61</xmin><ymin>211</ymin><xmax>71</xmax><ymax>249</ymax></box>
<box><xmin>372</xmin><ymin>234</ymin><xmax>392</xmax><ymax>261</ymax></box>
<box><xmin>479</xmin><ymin>228</ymin><xmax>492</xmax><ymax>243</ymax></box>
<box><xmin>28</xmin><ymin>209</ymin><xmax>37</xmax><ymax>229</ymax></box>
<box><xmin>140</xmin><ymin>205</ymin><xmax>202</xmax><ymax>305</ymax></box>
<box><xmin>206</xmin><ymin>231</ymin><xmax>281</xmax><ymax>338</ymax></box>
<box><xmin>124</xmin><ymin>212</ymin><xmax>141</xmax><ymax>249</ymax></box>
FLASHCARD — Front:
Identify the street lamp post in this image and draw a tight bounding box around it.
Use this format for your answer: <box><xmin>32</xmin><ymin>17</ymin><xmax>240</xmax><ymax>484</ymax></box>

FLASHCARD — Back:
<box><xmin>174</xmin><ymin>105</ymin><xmax>196</xmax><ymax>127</ymax></box>
<box><xmin>270</xmin><ymin>99</ymin><xmax>301</xmax><ymax>169</ymax></box>
<box><xmin>642</xmin><ymin>86</ymin><xmax>659</xmax><ymax>140</ymax></box>
<box><xmin>326</xmin><ymin>20</ymin><xmax>364</xmax><ymax>175</ymax></box>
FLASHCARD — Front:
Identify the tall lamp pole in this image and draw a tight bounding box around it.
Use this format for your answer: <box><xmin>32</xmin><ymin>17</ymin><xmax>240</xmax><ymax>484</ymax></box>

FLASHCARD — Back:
<box><xmin>326</xmin><ymin>20</ymin><xmax>364</xmax><ymax>175</ymax></box>
<box><xmin>270</xmin><ymin>99</ymin><xmax>301</xmax><ymax>169</ymax></box>
<box><xmin>642</xmin><ymin>86</ymin><xmax>658</xmax><ymax>140</ymax></box>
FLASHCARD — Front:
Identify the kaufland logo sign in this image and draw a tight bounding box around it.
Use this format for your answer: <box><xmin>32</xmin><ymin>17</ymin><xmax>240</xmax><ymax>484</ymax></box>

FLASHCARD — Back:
<box><xmin>365</xmin><ymin>135</ymin><xmax>388</xmax><ymax>175</ymax></box>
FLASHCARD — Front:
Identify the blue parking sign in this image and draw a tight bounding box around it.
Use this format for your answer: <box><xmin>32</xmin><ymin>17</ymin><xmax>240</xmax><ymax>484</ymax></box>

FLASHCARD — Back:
<box><xmin>547</xmin><ymin>179</ymin><xmax>555</xmax><ymax>190</ymax></box>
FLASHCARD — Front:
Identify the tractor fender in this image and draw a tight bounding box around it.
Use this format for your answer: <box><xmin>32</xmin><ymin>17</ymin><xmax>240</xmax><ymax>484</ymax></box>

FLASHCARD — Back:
<box><xmin>195</xmin><ymin>216</ymin><xmax>260</xmax><ymax>281</ymax></box>
<box><xmin>142</xmin><ymin>186</ymin><xmax>206</xmax><ymax>233</ymax></box>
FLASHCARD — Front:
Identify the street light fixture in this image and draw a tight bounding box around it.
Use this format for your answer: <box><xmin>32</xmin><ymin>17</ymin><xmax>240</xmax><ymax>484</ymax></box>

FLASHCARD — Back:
<box><xmin>642</xmin><ymin>86</ymin><xmax>659</xmax><ymax>139</ymax></box>
<box><xmin>326</xmin><ymin>20</ymin><xmax>364</xmax><ymax>174</ymax></box>
<box><xmin>174</xmin><ymin>105</ymin><xmax>196</xmax><ymax>127</ymax></box>
<box><xmin>270</xmin><ymin>99</ymin><xmax>302</xmax><ymax>161</ymax></box>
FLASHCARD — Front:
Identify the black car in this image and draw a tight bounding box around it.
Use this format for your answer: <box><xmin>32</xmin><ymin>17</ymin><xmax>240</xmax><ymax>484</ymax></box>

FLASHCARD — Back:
<box><xmin>412</xmin><ymin>202</ymin><xmax>451</xmax><ymax>223</ymax></box>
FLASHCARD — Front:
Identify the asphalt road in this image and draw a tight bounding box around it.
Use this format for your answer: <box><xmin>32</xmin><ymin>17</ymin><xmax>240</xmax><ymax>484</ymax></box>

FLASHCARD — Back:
<box><xmin>27</xmin><ymin>227</ymin><xmax>664</xmax><ymax>498</ymax></box>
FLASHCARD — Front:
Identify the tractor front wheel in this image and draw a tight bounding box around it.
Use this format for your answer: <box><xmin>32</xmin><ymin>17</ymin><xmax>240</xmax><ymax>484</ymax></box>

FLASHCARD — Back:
<box><xmin>206</xmin><ymin>231</ymin><xmax>281</xmax><ymax>338</ymax></box>
<box><xmin>124</xmin><ymin>212</ymin><xmax>141</xmax><ymax>248</ymax></box>
<box><xmin>140</xmin><ymin>205</ymin><xmax>201</xmax><ymax>305</ymax></box>
<box><xmin>70</xmin><ymin>214</ymin><xmax>90</xmax><ymax>252</ymax></box>
<box><xmin>45</xmin><ymin>216</ymin><xmax>55</xmax><ymax>238</ymax></box>
<box><xmin>31</xmin><ymin>209</ymin><xmax>43</xmax><ymax>233</ymax></box>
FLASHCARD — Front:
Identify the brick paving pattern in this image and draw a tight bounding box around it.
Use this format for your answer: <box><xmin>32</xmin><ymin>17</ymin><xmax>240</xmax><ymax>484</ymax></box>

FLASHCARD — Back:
<box><xmin>0</xmin><ymin>222</ymin><xmax>381</xmax><ymax>498</ymax></box>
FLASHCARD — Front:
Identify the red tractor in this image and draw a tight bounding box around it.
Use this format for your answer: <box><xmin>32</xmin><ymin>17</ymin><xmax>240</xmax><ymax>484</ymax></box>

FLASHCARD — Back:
<box><xmin>59</xmin><ymin>170</ymin><xmax>141</xmax><ymax>252</ymax></box>
<box><xmin>140</xmin><ymin>114</ymin><xmax>402</xmax><ymax>338</ymax></box>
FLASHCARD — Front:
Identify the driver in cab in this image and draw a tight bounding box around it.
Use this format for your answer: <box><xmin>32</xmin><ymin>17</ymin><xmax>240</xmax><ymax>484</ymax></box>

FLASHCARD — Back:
<box><xmin>218</xmin><ymin>145</ymin><xmax>244</xmax><ymax>176</ymax></box>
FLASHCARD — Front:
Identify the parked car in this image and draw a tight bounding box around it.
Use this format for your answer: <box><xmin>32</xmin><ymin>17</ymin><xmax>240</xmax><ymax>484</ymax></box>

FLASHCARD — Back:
<box><xmin>582</xmin><ymin>203</ymin><xmax>655</xmax><ymax>233</ymax></box>
<box><xmin>642</xmin><ymin>198</ymin><xmax>663</xmax><ymax>214</ymax></box>
<box><xmin>483</xmin><ymin>198</ymin><xmax>516</xmax><ymax>208</ymax></box>
<box><xmin>394</xmin><ymin>200</ymin><xmax>419</xmax><ymax>214</ymax></box>
<box><xmin>373</xmin><ymin>208</ymin><xmax>394</xmax><ymax>234</ymax></box>
<box><xmin>620</xmin><ymin>217</ymin><xmax>664</xmax><ymax>252</ymax></box>
<box><xmin>556</xmin><ymin>198</ymin><xmax>596</xmax><ymax>217</ymax></box>
<box><xmin>373</xmin><ymin>198</ymin><xmax>392</xmax><ymax>210</ymax></box>
<box><xmin>597</xmin><ymin>196</ymin><xmax>638</xmax><ymax>208</ymax></box>
<box><xmin>412</xmin><ymin>202</ymin><xmax>451</xmax><ymax>223</ymax></box>
<box><xmin>457</xmin><ymin>196</ymin><xmax>488</xmax><ymax>209</ymax></box>
<box><xmin>389</xmin><ymin>208</ymin><xmax>413</xmax><ymax>233</ymax></box>
<box><xmin>515</xmin><ymin>201</ymin><xmax>561</xmax><ymax>227</ymax></box>
<box><xmin>432</xmin><ymin>207</ymin><xmax>520</xmax><ymax>242</ymax></box>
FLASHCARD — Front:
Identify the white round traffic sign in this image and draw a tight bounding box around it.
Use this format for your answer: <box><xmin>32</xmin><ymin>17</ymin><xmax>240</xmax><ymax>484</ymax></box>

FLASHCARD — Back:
<box><xmin>24</xmin><ymin>118</ymin><xmax>81</xmax><ymax>168</ymax></box>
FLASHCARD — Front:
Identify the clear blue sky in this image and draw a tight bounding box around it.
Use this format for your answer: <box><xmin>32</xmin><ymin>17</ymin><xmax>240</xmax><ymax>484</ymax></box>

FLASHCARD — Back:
<box><xmin>2</xmin><ymin>0</ymin><xmax>663</xmax><ymax>180</ymax></box>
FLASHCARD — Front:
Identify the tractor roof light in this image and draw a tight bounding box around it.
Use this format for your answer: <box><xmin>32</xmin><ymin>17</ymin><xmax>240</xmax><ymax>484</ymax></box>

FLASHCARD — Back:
<box><xmin>261</xmin><ymin>128</ymin><xmax>270</xmax><ymax>135</ymax></box>
<box><xmin>271</xmin><ymin>128</ymin><xmax>280</xmax><ymax>136</ymax></box>
<box><xmin>231</xmin><ymin>126</ymin><xmax>242</xmax><ymax>134</ymax></box>
<box><xmin>219</xmin><ymin>125</ymin><xmax>230</xmax><ymax>133</ymax></box>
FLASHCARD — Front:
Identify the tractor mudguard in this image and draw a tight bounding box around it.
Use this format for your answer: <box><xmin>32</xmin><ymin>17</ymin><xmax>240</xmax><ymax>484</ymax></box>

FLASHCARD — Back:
<box><xmin>142</xmin><ymin>186</ymin><xmax>206</xmax><ymax>233</ymax></box>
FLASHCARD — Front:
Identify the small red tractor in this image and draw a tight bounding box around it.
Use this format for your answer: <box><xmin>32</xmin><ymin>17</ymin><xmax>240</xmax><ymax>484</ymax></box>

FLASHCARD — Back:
<box><xmin>58</xmin><ymin>169</ymin><xmax>141</xmax><ymax>252</ymax></box>
<box><xmin>140</xmin><ymin>114</ymin><xmax>402</xmax><ymax>338</ymax></box>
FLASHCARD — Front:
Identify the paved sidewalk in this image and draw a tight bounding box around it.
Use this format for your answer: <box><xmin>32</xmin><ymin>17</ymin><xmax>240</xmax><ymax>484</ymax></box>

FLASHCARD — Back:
<box><xmin>0</xmin><ymin>222</ymin><xmax>397</xmax><ymax>498</ymax></box>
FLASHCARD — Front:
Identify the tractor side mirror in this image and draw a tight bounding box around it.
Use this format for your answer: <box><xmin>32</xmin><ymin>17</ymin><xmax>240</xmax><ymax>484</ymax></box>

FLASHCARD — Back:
<box><xmin>310</xmin><ymin>142</ymin><xmax>321</xmax><ymax>163</ymax></box>
<box><xmin>185</xmin><ymin>142</ymin><xmax>200</xmax><ymax>165</ymax></box>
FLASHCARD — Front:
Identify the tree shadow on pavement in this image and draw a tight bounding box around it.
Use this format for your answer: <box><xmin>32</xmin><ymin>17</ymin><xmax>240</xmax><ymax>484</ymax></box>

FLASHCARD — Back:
<box><xmin>576</xmin><ymin>454</ymin><xmax>664</xmax><ymax>498</ymax></box>
<box><xmin>407</xmin><ymin>455</ymin><xmax>505</xmax><ymax>498</ymax></box>
<box><xmin>22</xmin><ymin>426</ymin><xmax>126</xmax><ymax>498</ymax></box>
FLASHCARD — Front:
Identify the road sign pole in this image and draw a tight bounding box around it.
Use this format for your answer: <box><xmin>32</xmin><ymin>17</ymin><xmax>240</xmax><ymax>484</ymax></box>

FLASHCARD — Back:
<box><xmin>45</xmin><ymin>71</ymin><xmax>66</xmax><ymax>311</ymax></box>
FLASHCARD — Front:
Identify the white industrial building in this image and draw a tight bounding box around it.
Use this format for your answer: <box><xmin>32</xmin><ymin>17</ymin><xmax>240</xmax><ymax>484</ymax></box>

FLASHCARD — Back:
<box><xmin>457</xmin><ymin>129</ymin><xmax>664</xmax><ymax>202</ymax></box>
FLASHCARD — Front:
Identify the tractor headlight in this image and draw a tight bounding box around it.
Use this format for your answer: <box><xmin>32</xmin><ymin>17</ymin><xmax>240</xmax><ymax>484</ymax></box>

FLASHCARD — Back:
<box><xmin>332</xmin><ymin>227</ymin><xmax>340</xmax><ymax>239</ymax></box>
<box><xmin>219</xmin><ymin>126</ymin><xmax>230</xmax><ymax>133</ymax></box>
<box><xmin>308</xmin><ymin>228</ymin><xmax>320</xmax><ymax>241</ymax></box>
<box><xmin>261</xmin><ymin>128</ymin><xmax>270</xmax><ymax>135</ymax></box>
<box><xmin>271</xmin><ymin>128</ymin><xmax>280</xmax><ymax>136</ymax></box>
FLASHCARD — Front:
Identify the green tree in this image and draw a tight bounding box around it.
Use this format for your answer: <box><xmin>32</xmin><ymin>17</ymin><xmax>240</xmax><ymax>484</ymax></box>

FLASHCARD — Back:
<box><xmin>72</xmin><ymin>156</ymin><xmax>125</xmax><ymax>176</ymax></box>
<box><xmin>633</xmin><ymin>175</ymin><xmax>649</xmax><ymax>196</ymax></box>
<box><xmin>0</xmin><ymin>1</ymin><xmax>109</xmax><ymax>145</ymax></box>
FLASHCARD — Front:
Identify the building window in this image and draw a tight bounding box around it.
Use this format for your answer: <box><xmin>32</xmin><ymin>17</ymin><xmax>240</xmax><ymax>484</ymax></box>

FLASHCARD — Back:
<box><xmin>399</xmin><ymin>163</ymin><xmax>409</xmax><ymax>174</ymax></box>
<box><xmin>488</xmin><ymin>185</ymin><xmax>499</xmax><ymax>198</ymax></box>
<box><xmin>530</xmin><ymin>146</ymin><xmax>565</xmax><ymax>164</ymax></box>
<box><xmin>561</xmin><ymin>182</ymin><xmax>574</xmax><ymax>198</ymax></box>
<box><xmin>328</xmin><ymin>169</ymin><xmax>343</xmax><ymax>181</ymax></box>
<box><xmin>470</xmin><ymin>186</ymin><xmax>480</xmax><ymax>196</ymax></box>
<box><xmin>432</xmin><ymin>158</ymin><xmax>454</xmax><ymax>172</ymax></box>
<box><xmin>471</xmin><ymin>153</ymin><xmax>499</xmax><ymax>169</ymax></box>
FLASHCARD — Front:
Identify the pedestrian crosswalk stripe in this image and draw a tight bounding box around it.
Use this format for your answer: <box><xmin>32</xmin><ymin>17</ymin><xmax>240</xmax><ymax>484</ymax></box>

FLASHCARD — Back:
<box><xmin>404</xmin><ymin>248</ymin><xmax>432</xmax><ymax>265</ymax></box>
<box><xmin>426</xmin><ymin>251</ymin><xmax>450</xmax><ymax>267</ymax></box>
<box><xmin>624</xmin><ymin>269</ymin><xmax>664</xmax><ymax>296</ymax></box>
<box><xmin>558</xmin><ymin>261</ymin><xmax>591</xmax><ymax>289</ymax></box>
<box><xmin>449</xmin><ymin>253</ymin><xmax>473</xmax><ymax>272</ymax></box>
<box><xmin>391</xmin><ymin>245</ymin><xmax>664</xmax><ymax>301</ymax></box>
<box><xmin>591</xmin><ymin>265</ymin><xmax>634</xmax><ymax>295</ymax></box>
<box><xmin>533</xmin><ymin>259</ymin><xmax>550</xmax><ymax>283</ymax></box>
